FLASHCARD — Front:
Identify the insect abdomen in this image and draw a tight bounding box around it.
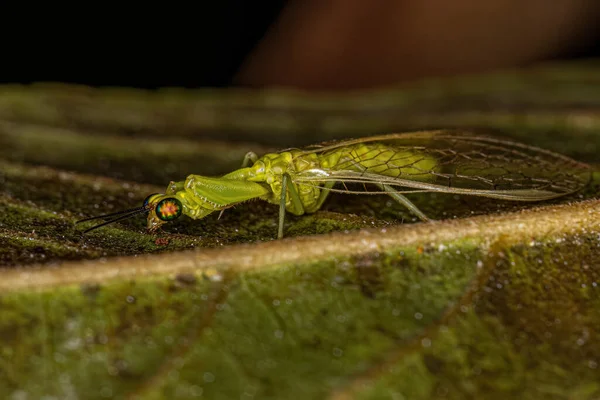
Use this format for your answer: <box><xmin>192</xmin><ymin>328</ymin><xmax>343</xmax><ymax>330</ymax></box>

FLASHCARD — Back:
<box><xmin>318</xmin><ymin>143</ymin><xmax>437</xmax><ymax>182</ymax></box>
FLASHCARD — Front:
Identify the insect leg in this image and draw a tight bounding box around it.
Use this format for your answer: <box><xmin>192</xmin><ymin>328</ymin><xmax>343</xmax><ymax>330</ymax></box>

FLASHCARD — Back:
<box><xmin>348</xmin><ymin>160</ymin><xmax>431</xmax><ymax>222</ymax></box>
<box><xmin>241</xmin><ymin>151</ymin><xmax>259</xmax><ymax>168</ymax></box>
<box><xmin>305</xmin><ymin>181</ymin><xmax>335</xmax><ymax>213</ymax></box>
<box><xmin>278</xmin><ymin>174</ymin><xmax>288</xmax><ymax>239</ymax></box>
<box><xmin>377</xmin><ymin>183</ymin><xmax>431</xmax><ymax>222</ymax></box>
<box><xmin>278</xmin><ymin>173</ymin><xmax>305</xmax><ymax>239</ymax></box>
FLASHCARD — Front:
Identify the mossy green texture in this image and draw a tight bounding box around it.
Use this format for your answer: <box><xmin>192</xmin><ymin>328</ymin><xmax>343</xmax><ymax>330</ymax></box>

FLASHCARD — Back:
<box><xmin>0</xmin><ymin>240</ymin><xmax>481</xmax><ymax>399</ymax></box>
<box><xmin>1</xmin><ymin>229</ymin><xmax>599</xmax><ymax>399</ymax></box>
<box><xmin>0</xmin><ymin>59</ymin><xmax>599</xmax><ymax>399</ymax></box>
<box><xmin>354</xmin><ymin>237</ymin><xmax>600</xmax><ymax>400</ymax></box>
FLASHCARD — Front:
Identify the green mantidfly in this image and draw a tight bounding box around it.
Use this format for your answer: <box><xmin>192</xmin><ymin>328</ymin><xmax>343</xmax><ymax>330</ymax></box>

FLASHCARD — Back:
<box><xmin>76</xmin><ymin>130</ymin><xmax>592</xmax><ymax>239</ymax></box>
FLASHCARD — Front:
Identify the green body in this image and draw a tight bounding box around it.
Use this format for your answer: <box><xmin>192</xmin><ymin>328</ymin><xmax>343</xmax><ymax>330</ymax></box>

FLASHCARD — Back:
<box><xmin>146</xmin><ymin>142</ymin><xmax>436</xmax><ymax>234</ymax></box>
<box><xmin>78</xmin><ymin>131</ymin><xmax>591</xmax><ymax>238</ymax></box>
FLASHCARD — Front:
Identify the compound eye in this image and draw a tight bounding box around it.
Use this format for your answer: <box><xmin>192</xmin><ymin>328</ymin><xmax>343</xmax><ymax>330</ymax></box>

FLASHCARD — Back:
<box><xmin>143</xmin><ymin>193</ymin><xmax>161</xmax><ymax>208</ymax></box>
<box><xmin>156</xmin><ymin>198</ymin><xmax>183</xmax><ymax>221</ymax></box>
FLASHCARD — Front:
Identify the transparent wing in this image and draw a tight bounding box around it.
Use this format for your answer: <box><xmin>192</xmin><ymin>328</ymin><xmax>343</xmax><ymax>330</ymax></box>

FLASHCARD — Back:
<box><xmin>290</xmin><ymin>130</ymin><xmax>592</xmax><ymax>201</ymax></box>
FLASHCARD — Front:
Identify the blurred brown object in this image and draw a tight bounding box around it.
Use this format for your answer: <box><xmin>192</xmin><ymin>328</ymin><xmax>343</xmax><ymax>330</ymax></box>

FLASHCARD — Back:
<box><xmin>235</xmin><ymin>0</ymin><xmax>600</xmax><ymax>91</ymax></box>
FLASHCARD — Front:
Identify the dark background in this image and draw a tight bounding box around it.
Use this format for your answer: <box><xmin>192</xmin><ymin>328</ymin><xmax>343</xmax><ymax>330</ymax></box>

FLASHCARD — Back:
<box><xmin>0</xmin><ymin>2</ymin><xmax>286</xmax><ymax>89</ymax></box>
<box><xmin>1</xmin><ymin>2</ymin><xmax>598</xmax><ymax>90</ymax></box>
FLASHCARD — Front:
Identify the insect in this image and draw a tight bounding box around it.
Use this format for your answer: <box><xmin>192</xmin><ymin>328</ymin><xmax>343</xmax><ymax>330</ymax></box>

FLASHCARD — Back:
<box><xmin>76</xmin><ymin>130</ymin><xmax>592</xmax><ymax>239</ymax></box>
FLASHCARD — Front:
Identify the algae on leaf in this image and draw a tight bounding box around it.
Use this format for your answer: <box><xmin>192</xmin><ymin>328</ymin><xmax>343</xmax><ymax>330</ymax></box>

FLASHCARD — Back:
<box><xmin>0</xmin><ymin>60</ymin><xmax>599</xmax><ymax>399</ymax></box>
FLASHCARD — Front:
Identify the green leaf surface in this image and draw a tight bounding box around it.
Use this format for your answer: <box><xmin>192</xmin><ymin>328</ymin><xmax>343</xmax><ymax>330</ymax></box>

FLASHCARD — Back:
<box><xmin>1</xmin><ymin>60</ymin><xmax>599</xmax><ymax>399</ymax></box>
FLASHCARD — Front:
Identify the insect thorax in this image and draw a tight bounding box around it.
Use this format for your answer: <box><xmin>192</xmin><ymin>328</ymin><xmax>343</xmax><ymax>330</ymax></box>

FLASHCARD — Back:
<box><xmin>249</xmin><ymin>151</ymin><xmax>323</xmax><ymax>214</ymax></box>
